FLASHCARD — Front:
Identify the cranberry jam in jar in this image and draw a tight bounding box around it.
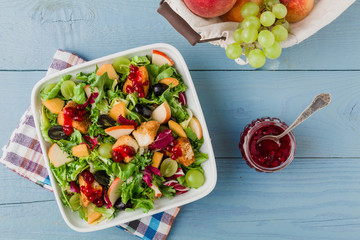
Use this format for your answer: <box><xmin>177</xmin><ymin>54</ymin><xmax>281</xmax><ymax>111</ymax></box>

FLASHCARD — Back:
<box><xmin>239</xmin><ymin>117</ymin><xmax>296</xmax><ymax>172</ymax></box>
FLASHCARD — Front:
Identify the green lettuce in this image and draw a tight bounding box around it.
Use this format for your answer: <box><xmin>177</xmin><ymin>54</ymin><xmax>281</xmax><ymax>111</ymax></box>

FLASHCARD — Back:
<box><xmin>185</xmin><ymin>127</ymin><xmax>204</xmax><ymax>151</ymax></box>
<box><xmin>72</xmin><ymin>82</ymin><xmax>87</xmax><ymax>104</ymax></box>
<box><xmin>41</xmin><ymin>75</ymin><xmax>71</xmax><ymax>100</ymax></box>
<box><xmin>90</xmin><ymin>72</ymin><xmax>113</xmax><ymax>104</ymax></box>
<box><xmin>40</xmin><ymin>106</ymin><xmax>52</xmax><ymax>143</ymax></box>
<box><xmin>50</xmin><ymin>158</ymin><xmax>89</xmax><ymax>189</ymax></box>
<box><xmin>131</xmin><ymin>56</ymin><xmax>150</xmax><ymax>66</ymax></box>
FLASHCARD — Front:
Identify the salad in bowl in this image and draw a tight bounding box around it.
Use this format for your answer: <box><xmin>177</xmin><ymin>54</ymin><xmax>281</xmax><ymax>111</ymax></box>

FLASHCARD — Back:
<box><xmin>39</xmin><ymin>48</ymin><xmax>209</xmax><ymax>225</ymax></box>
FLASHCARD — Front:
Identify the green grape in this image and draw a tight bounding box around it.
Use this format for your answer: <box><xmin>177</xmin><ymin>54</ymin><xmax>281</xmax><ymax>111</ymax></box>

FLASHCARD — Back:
<box><xmin>272</xmin><ymin>4</ymin><xmax>287</xmax><ymax>19</ymax></box>
<box><xmin>112</xmin><ymin>56</ymin><xmax>131</xmax><ymax>75</ymax></box>
<box><xmin>272</xmin><ymin>25</ymin><xmax>288</xmax><ymax>42</ymax></box>
<box><xmin>242</xmin><ymin>16</ymin><xmax>261</xmax><ymax>30</ymax></box>
<box><xmin>42</xmin><ymin>83</ymin><xmax>57</xmax><ymax>94</ymax></box>
<box><xmin>260</xmin><ymin>11</ymin><xmax>276</xmax><ymax>27</ymax></box>
<box><xmin>248</xmin><ymin>49</ymin><xmax>266</xmax><ymax>68</ymax></box>
<box><xmin>257</xmin><ymin>30</ymin><xmax>275</xmax><ymax>48</ymax></box>
<box><xmin>266</xmin><ymin>0</ymin><xmax>280</xmax><ymax>7</ymax></box>
<box><xmin>185</xmin><ymin>169</ymin><xmax>205</xmax><ymax>188</ymax></box>
<box><xmin>240</xmin><ymin>27</ymin><xmax>258</xmax><ymax>43</ymax></box>
<box><xmin>160</xmin><ymin>158</ymin><xmax>178</xmax><ymax>177</ymax></box>
<box><xmin>98</xmin><ymin>143</ymin><xmax>113</xmax><ymax>158</ymax></box>
<box><xmin>60</xmin><ymin>80</ymin><xmax>76</xmax><ymax>99</ymax></box>
<box><xmin>275</xmin><ymin>19</ymin><xmax>290</xmax><ymax>32</ymax></box>
<box><xmin>226</xmin><ymin>43</ymin><xmax>242</xmax><ymax>59</ymax></box>
<box><xmin>241</xmin><ymin>2</ymin><xmax>260</xmax><ymax>18</ymax></box>
<box><xmin>264</xmin><ymin>41</ymin><xmax>282</xmax><ymax>59</ymax></box>
<box><xmin>69</xmin><ymin>194</ymin><xmax>81</xmax><ymax>211</ymax></box>
<box><xmin>233</xmin><ymin>29</ymin><xmax>243</xmax><ymax>43</ymax></box>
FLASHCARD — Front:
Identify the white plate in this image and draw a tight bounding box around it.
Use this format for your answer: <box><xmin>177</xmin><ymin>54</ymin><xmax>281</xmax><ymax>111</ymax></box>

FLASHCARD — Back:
<box><xmin>31</xmin><ymin>43</ymin><xmax>217</xmax><ymax>232</ymax></box>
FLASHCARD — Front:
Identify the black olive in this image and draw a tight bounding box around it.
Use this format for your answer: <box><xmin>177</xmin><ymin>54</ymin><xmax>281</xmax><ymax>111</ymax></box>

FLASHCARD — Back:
<box><xmin>94</xmin><ymin>170</ymin><xmax>110</xmax><ymax>186</ymax></box>
<box><xmin>134</xmin><ymin>104</ymin><xmax>152</xmax><ymax>118</ymax></box>
<box><xmin>114</xmin><ymin>198</ymin><xmax>133</xmax><ymax>210</ymax></box>
<box><xmin>48</xmin><ymin>125</ymin><xmax>68</xmax><ymax>140</ymax></box>
<box><xmin>97</xmin><ymin>115</ymin><xmax>116</xmax><ymax>129</ymax></box>
<box><xmin>153</xmin><ymin>83</ymin><xmax>169</xmax><ymax>97</ymax></box>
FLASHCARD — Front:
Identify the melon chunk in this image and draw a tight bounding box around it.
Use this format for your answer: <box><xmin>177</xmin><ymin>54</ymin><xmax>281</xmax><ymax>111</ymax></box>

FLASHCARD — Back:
<box><xmin>48</xmin><ymin>143</ymin><xmax>73</xmax><ymax>167</ymax></box>
<box><xmin>151</xmin><ymin>152</ymin><xmax>164</xmax><ymax>168</ymax></box>
<box><xmin>42</xmin><ymin>98</ymin><xmax>65</xmax><ymax>114</ymax></box>
<box><xmin>168</xmin><ymin>120</ymin><xmax>187</xmax><ymax>138</ymax></box>
<box><xmin>72</xmin><ymin>144</ymin><xmax>90</xmax><ymax>158</ymax></box>
<box><xmin>87</xmin><ymin>203</ymin><xmax>102</xmax><ymax>224</ymax></box>
<box><xmin>122</xmin><ymin>66</ymin><xmax>150</xmax><ymax>97</ymax></box>
<box><xmin>109</xmin><ymin>102</ymin><xmax>126</xmax><ymax>121</ymax></box>
<box><xmin>96</xmin><ymin>64</ymin><xmax>119</xmax><ymax>80</ymax></box>
<box><xmin>159</xmin><ymin>77</ymin><xmax>179</xmax><ymax>88</ymax></box>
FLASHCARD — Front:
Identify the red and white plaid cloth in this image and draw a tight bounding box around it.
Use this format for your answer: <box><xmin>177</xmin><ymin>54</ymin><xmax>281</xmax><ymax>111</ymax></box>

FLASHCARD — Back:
<box><xmin>0</xmin><ymin>49</ymin><xmax>180</xmax><ymax>240</ymax></box>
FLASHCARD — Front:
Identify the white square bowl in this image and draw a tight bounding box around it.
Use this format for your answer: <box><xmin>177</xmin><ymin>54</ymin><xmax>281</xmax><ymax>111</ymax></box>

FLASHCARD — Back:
<box><xmin>31</xmin><ymin>43</ymin><xmax>217</xmax><ymax>232</ymax></box>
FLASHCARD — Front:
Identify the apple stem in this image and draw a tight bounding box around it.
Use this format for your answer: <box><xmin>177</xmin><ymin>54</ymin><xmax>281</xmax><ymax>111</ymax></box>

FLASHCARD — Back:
<box><xmin>283</xmin><ymin>0</ymin><xmax>291</xmax><ymax>7</ymax></box>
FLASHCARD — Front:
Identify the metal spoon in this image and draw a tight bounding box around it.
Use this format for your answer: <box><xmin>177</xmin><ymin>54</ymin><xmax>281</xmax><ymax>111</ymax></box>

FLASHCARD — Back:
<box><xmin>257</xmin><ymin>93</ymin><xmax>331</xmax><ymax>145</ymax></box>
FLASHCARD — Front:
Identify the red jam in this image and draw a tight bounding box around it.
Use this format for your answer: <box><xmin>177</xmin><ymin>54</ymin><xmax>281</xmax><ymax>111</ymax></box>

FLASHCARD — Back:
<box><xmin>166</xmin><ymin>142</ymin><xmax>183</xmax><ymax>160</ymax></box>
<box><xmin>239</xmin><ymin>117</ymin><xmax>296</xmax><ymax>172</ymax></box>
<box><xmin>63</xmin><ymin>105</ymin><xmax>86</xmax><ymax>135</ymax></box>
<box><xmin>125</xmin><ymin>65</ymin><xmax>149</xmax><ymax>98</ymax></box>
<box><xmin>80</xmin><ymin>171</ymin><xmax>104</xmax><ymax>207</ymax></box>
<box><xmin>112</xmin><ymin>145</ymin><xmax>136</xmax><ymax>162</ymax></box>
<box><xmin>249</xmin><ymin>125</ymin><xmax>291</xmax><ymax>168</ymax></box>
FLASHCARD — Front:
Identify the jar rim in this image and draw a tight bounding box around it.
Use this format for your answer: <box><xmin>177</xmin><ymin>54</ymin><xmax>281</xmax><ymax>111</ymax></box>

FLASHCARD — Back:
<box><xmin>241</xmin><ymin>118</ymin><xmax>296</xmax><ymax>172</ymax></box>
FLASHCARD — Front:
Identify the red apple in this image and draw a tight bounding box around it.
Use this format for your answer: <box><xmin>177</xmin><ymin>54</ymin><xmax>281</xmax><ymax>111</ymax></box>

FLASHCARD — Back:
<box><xmin>280</xmin><ymin>0</ymin><xmax>314</xmax><ymax>23</ymax></box>
<box><xmin>184</xmin><ymin>0</ymin><xmax>237</xmax><ymax>18</ymax></box>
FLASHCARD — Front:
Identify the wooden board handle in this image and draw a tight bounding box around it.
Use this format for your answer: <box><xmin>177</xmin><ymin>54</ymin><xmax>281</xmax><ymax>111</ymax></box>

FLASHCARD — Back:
<box><xmin>157</xmin><ymin>1</ymin><xmax>226</xmax><ymax>46</ymax></box>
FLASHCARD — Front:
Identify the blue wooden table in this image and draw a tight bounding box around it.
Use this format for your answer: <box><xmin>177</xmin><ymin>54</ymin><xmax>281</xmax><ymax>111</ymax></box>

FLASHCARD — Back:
<box><xmin>1</xmin><ymin>1</ymin><xmax>360</xmax><ymax>239</ymax></box>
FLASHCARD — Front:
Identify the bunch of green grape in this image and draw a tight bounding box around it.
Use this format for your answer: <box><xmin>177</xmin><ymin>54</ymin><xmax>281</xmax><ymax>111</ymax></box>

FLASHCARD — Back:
<box><xmin>225</xmin><ymin>0</ymin><xmax>290</xmax><ymax>68</ymax></box>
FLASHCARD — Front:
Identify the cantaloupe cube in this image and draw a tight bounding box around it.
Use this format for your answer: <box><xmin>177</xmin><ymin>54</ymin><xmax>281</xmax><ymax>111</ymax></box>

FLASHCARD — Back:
<box><xmin>168</xmin><ymin>120</ymin><xmax>187</xmax><ymax>138</ymax></box>
<box><xmin>151</xmin><ymin>152</ymin><xmax>164</xmax><ymax>168</ymax></box>
<box><xmin>96</xmin><ymin>64</ymin><xmax>119</xmax><ymax>80</ymax></box>
<box><xmin>88</xmin><ymin>211</ymin><xmax>102</xmax><ymax>224</ymax></box>
<box><xmin>86</xmin><ymin>203</ymin><xmax>102</xmax><ymax>224</ymax></box>
<box><xmin>122</xmin><ymin>66</ymin><xmax>150</xmax><ymax>97</ymax></box>
<box><xmin>72</xmin><ymin>144</ymin><xmax>90</xmax><ymax>158</ymax></box>
<box><xmin>42</xmin><ymin>98</ymin><xmax>65</xmax><ymax>114</ymax></box>
<box><xmin>109</xmin><ymin>102</ymin><xmax>126</xmax><ymax>121</ymax></box>
<box><xmin>159</xmin><ymin>77</ymin><xmax>179</xmax><ymax>88</ymax></box>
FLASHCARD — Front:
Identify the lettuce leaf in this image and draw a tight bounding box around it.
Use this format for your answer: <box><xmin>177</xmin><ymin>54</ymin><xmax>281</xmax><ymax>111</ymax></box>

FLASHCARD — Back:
<box><xmin>159</xmin><ymin>184</ymin><xmax>176</xmax><ymax>199</ymax></box>
<box><xmin>112</xmin><ymin>162</ymin><xmax>137</xmax><ymax>181</ymax></box>
<box><xmin>131</xmin><ymin>56</ymin><xmax>150</xmax><ymax>66</ymax></box>
<box><xmin>185</xmin><ymin>127</ymin><xmax>204</xmax><ymax>151</ymax></box>
<box><xmin>40</xmin><ymin>106</ymin><xmax>52</xmax><ymax>143</ymax></box>
<box><xmin>51</xmin><ymin>158</ymin><xmax>89</xmax><ymax>189</ymax></box>
<box><xmin>72</xmin><ymin>82</ymin><xmax>87</xmax><ymax>104</ymax></box>
<box><xmin>90</xmin><ymin>72</ymin><xmax>113</xmax><ymax>104</ymax></box>
<box><xmin>41</xmin><ymin>75</ymin><xmax>71</xmax><ymax>100</ymax></box>
<box><xmin>94</xmin><ymin>206</ymin><xmax>115</xmax><ymax>219</ymax></box>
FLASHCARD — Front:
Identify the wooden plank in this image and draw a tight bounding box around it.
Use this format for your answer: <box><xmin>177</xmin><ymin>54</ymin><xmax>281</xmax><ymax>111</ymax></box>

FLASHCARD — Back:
<box><xmin>1</xmin><ymin>158</ymin><xmax>359</xmax><ymax>239</ymax></box>
<box><xmin>0</xmin><ymin>0</ymin><xmax>359</xmax><ymax>71</ymax></box>
<box><xmin>1</xmin><ymin>70</ymin><xmax>360</xmax><ymax>158</ymax></box>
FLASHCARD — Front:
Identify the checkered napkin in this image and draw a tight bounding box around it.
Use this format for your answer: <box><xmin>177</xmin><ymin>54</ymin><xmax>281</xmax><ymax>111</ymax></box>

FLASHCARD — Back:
<box><xmin>0</xmin><ymin>49</ymin><xmax>180</xmax><ymax>240</ymax></box>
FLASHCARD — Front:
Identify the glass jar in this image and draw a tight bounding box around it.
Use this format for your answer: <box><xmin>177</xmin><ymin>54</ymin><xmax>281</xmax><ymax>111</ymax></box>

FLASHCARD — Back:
<box><xmin>239</xmin><ymin>117</ymin><xmax>296</xmax><ymax>172</ymax></box>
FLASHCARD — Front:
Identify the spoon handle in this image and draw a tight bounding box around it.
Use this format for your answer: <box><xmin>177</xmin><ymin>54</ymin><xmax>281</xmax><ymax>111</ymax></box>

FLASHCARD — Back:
<box><xmin>277</xmin><ymin>93</ymin><xmax>331</xmax><ymax>139</ymax></box>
